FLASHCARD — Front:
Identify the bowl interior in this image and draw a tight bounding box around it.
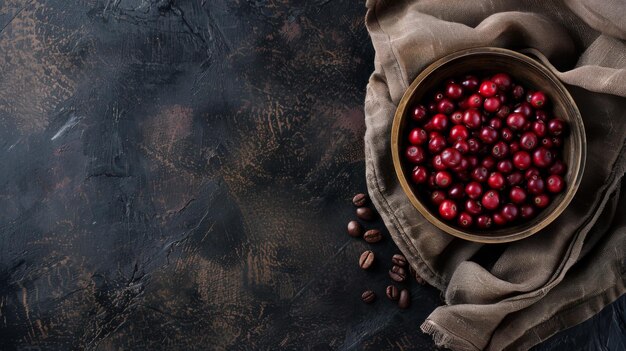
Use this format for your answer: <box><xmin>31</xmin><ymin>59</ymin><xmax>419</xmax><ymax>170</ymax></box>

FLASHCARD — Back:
<box><xmin>392</xmin><ymin>48</ymin><xmax>585</xmax><ymax>243</ymax></box>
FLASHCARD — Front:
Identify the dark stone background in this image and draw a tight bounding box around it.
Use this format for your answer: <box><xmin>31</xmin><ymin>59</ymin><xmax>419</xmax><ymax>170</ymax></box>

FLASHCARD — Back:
<box><xmin>0</xmin><ymin>0</ymin><xmax>623</xmax><ymax>349</ymax></box>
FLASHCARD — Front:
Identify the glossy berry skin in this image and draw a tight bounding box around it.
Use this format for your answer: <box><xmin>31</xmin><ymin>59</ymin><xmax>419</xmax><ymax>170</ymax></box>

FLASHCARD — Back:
<box><xmin>431</xmin><ymin>190</ymin><xmax>446</xmax><ymax>206</ymax></box>
<box><xmin>465</xmin><ymin>181</ymin><xmax>483</xmax><ymax>199</ymax></box>
<box><xmin>476</xmin><ymin>215</ymin><xmax>493</xmax><ymax>229</ymax></box>
<box><xmin>411</xmin><ymin>166</ymin><xmax>429</xmax><ymax>184</ymax></box>
<box><xmin>449</xmin><ymin>125</ymin><xmax>469</xmax><ymax>141</ymax></box>
<box><xmin>428</xmin><ymin>134</ymin><xmax>447</xmax><ymax>154</ymax></box>
<box><xmin>497</xmin><ymin>160</ymin><xmax>513</xmax><ymax>174</ymax></box>
<box><xmin>512</xmin><ymin>85</ymin><xmax>525</xmax><ymax>100</ymax></box>
<box><xmin>408</xmin><ymin>128</ymin><xmax>428</xmax><ymax>145</ymax></box>
<box><xmin>520</xmin><ymin>204</ymin><xmax>535</xmax><ymax>219</ymax></box>
<box><xmin>445</xmin><ymin>83</ymin><xmax>464</xmax><ymax>100</ymax></box>
<box><xmin>548</xmin><ymin>119</ymin><xmax>565</xmax><ymax>136</ymax></box>
<box><xmin>514</xmin><ymin>102</ymin><xmax>533</xmax><ymax>118</ymax></box>
<box><xmin>465</xmin><ymin>199</ymin><xmax>483</xmax><ymax>215</ymax></box>
<box><xmin>520</xmin><ymin>132</ymin><xmax>538</xmax><ymax>150</ymax></box>
<box><xmin>513</xmin><ymin>151</ymin><xmax>532</xmax><ymax>170</ymax></box>
<box><xmin>431</xmin><ymin>113</ymin><xmax>449</xmax><ymax>131</ymax></box>
<box><xmin>441</xmin><ymin>148</ymin><xmax>462</xmax><ymax>167</ymax></box>
<box><xmin>438</xmin><ymin>99</ymin><xmax>455</xmax><ymax>114</ymax></box>
<box><xmin>458</xmin><ymin>212</ymin><xmax>473</xmax><ymax>228</ymax></box>
<box><xmin>506</xmin><ymin>112</ymin><xmax>526</xmax><ymax>130</ymax></box>
<box><xmin>467</xmin><ymin>94</ymin><xmax>483</xmax><ymax>108</ymax></box>
<box><xmin>481</xmin><ymin>190</ymin><xmax>500</xmax><ymax>210</ymax></box>
<box><xmin>533</xmin><ymin>147</ymin><xmax>554</xmax><ymax>168</ymax></box>
<box><xmin>462</xmin><ymin>75</ymin><xmax>479</xmax><ymax>91</ymax></box>
<box><xmin>447</xmin><ymin>183</ymin><xmax>465</xmax><ymax>200</ymax></box>
<box><xmin>501</xmin><ymin>203</ymin><xmax>519</xmax><ymax>221</ymax></box>
<box><xmin>535</xmin><ymin>110</ymin><xmax>548</xmax><ymax>121</ymax></box>
<box><xmin>492</xmin><ymin>73</ymin><xmax>512</xmax><ymax>91</ymax></box>
<box><xmin>435</xmin><ymin>171</ymin><xmax>453</xmax><ymax>188</ymax></box>
<box><xmin>509</xmin><ymin>141</ymin><xmax>520</xmax><ymax>153</ymax></box>
<box><xmin>479</xmin><ymin>80</ymin><xmax>497</xmax><ymax>97</ymax></box>
<box><xmin>533</xmin><ymin>194</ymin><xmax>550</xmax><ymax>208</ymax></box>
<box><xmin>492</xmin><ymin>141</ymin><xmax>509</xmax><ymax>159</ymax></box>
<box><xmin>413</xmin><ymin>105</ymin><xmax>428</xmax><ymax>122</ymax></box>
<box><xmin>532</xmin><ymin>121</ymin><xmax>547</xmax><ymax>137</ymax></box>
<box><xmin>507</xmin><ymin>172</ymin><xmax>524</xmax><ymax>186</ymax></box>
<box><xmin>496</xmin><ymin>105</ymin><xmax>510</xmax><ymax>119</ymax></box>
<box><xmin>432</xmin><ymin>155</ymin><xmax>447</xmax><ymax>171</ymax></box>
<box><xmin>540</xmin><ymin>137</ymin><xmax>553</xmax><ymax>148</ymax></box>
<box><xmin>492</xmin><ymin>212</ymin><xmax>507</xmax><ymax>226</ymax></box>
<box><xmin>489</xmin><ymin>118</ymin><xmax>502</xmax><ymax>130</ymax></box>
<box><xmin>479</xmin><ymin>126</ymin><xmax>498</xmax><ymax>144</ymax></box>
<box><xmin>463</xmin><ymin>109</ymin><xmax>482</xmax><ymax>129</ymax></box>
<box><xmin>405</xmin><ymin>146</ymin><xmax>425</xmax><ymax>163</ymax></box>
<box><xmin>434</xmin><ymin>92</ymin><xmax>444</xmax><ymax>101</ymax></box>
<box><xmin>483</xmin><ymin>97</ymin><xmax>501</xmax><ymax>113</ymax></box>
<box><xmin>472</xmin><ymin>166</ymin><xmax>489</xmax><ymax>182</ymax></box>
<box><xmin>467</xmin><ymin>138</ymin><xmax>481</xmax><ymax>153</ymax></box>
<box><xmin>481</xmin><ymin>156</ymin><xmax>496</xmax><ymax>170</ymax></box>
<box><xmin>509</xmin><ymin>186</ymin><xmax>527</xmax><ymax>204</ymax></box>
<box><xmin>525</xmin><ymin>168</ymin><xmax>540</xmax><ymax>180</ymax></box>
<box><xmin>487</xmin><ymin>172</ymin><xmax>505</xmax><ymax>190</ymax></box>
<box><xmin>450</xmin><ymin>111</ymin><xmax>464</xmax><ymax>124</ymax></box>
<box><xmin>467</xmin><ymin>155</ymin><xmax>479</xmax><ymax>168</ymax></box>
<box><xmin>549</xmin><ymin>160</ymin><xmax>566</xmax><ymax>175</ymax></box>
<box><xmin>501</xmin><ymin>127</ymin><xmax>514</xmax><ymax>142</ymax></box>
<box><xmin>453</xmin><ymin>140</ymin><xmax>469</xmax><ymax>154</ymax></box>
<box><xmin>439</xmin><ymin>200</ymin><xmax>458</xmax><ymax>220</ymax></box>
<box><xmin>546</xmin><ymin>174</ymin><xmax>565</xmax><ymax>193</ymax></box>
<box><xmin>527</xmin><ymin>176</ymin><xmax>545</xmax><ymax>195</ymax></box>
<box><xmin>530</xmin><ymin>91</ymin><xmax>547</xmax><ymax>108</ymax></box>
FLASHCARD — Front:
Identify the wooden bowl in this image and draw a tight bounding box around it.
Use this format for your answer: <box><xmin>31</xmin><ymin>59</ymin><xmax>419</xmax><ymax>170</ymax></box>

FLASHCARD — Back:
<box><xmin>391</xmin><ymin>47</ymin><xmax>586</xmax><ymax>243</ymax></box>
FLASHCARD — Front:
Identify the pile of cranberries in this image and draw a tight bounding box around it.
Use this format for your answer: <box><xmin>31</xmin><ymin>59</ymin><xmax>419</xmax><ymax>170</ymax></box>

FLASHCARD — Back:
<box><xmin>405</xmin><ymin>73</ymin><xmax>568</xmax><ymax>230</ymax></box>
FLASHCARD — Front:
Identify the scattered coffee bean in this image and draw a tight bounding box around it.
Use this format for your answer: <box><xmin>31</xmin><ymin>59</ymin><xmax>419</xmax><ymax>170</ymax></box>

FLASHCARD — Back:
<box><xmin>361</xmin><ymin>290</ymin><xmax>376</xmax><ymax>304</ymax></box>
<box><xmin>391</xmin><ymin>254</ymin><xmax>407</xmax><ymax>267</ymax></box>
<box><xmin>388</xmin><ymin>265</ymin><xmax>406</xmax><ymax>282</ymax></box>
<box><xmin>386</xmin><ymin>285</ymin><xmax>399</xmax><ymax>301</ymax></box>
<box><xmin>356</xmin><ymin>207</ymin><xmax>375</xmax><ymax>221</ymax></box>
<box><xmin>409</xmin><ymin>265</ymin><xmax>427</xmax><ymax>285</ymax></box>
<box><xmin>363</xmin><ymin>229</ymin><xmax>383</xmax><ymax>243</ymax></box>
<box><xmin>359</xmin><ymin>250</ymin><xmax>375</xmax><ymax>270</ymax></box>
<box><xmin>352</xmin><ymin>193</ymin><xmax>368</xmax><ymax>207</ymax></box>
<box><xmin>347</xmin><ymin>220</ymin><xmax>363</xmax><ymax>238</ymax></box>
<box><xmin>398</xmin><ymin>289</ymin><xmax>411</xmax><ymax>309</ymax></box>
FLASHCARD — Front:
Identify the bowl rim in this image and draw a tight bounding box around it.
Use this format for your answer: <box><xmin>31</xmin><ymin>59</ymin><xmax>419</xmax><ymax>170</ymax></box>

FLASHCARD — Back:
<box><xmin>391</xmin><ymin>47</ymin><xmax>586</xmax><ymax>243</ymax></box>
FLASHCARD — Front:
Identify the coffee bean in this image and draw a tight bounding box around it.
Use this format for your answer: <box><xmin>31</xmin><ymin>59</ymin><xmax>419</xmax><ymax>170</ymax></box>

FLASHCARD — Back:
<box><xmin>352</xmin><ymin>193</ymin><xmax>368</xmax><ymax>207</ymax></box>
<box><xmin>409</xmin><ymin>265</ymin><xmax>427</xmax><ymax>285</ymax></box>
<box><xmin>347</xmin><ymin>220</ymin><xmax>363</xmax><ymax>238</ymax></box>
<box><xmin>389</xmin><ymin>265</ymin><xmax>406</xmax><ymax>282</ymax></box>
<box><xmin>361</xmin><ymin>290</ymin><xmax>376</xmax><ymax>304</ymax></box>
<box><xmin>359</xmin><ymin>250</ymin><xmax>375</xmax><ymax>270</ymax></box>
<box><xmin>363</xmin><ymin>229</ymin><xmax>382</xmax><ymax>243</ymax></box>
<box><xmin>356</xmin><ymin>207</ymin><xmax>375</xmax><ymax>221</ymax></box>
<box><xmin>391</xmin><ymin>254</ymin><xmax>407</xmax><ymax>267</ymax></box>
<box><xmin>386</xmin><ymin>285</ymin><xmax>399</xmax><ymax>301</ymax></box>
<box><xmin>398</xmin><ymin>289</ymin><xmax>411</xmax><ymax>309</ymax></box>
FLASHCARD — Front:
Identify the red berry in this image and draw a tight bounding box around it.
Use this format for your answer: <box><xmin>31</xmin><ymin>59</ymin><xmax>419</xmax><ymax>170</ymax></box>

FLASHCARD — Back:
<box><xmin>509</xmin><ymin>186</ymin><xmax>527</xmax><ymax>204</ymax></box>
<box><xmin>463</xmin><ymin>109</ymin><xmax>482</xmax><ymax>129</ymax></box>
<box><xmin>507</xmin><ymin>172</ymin><xmax>523</xmax><ymax>186</ymax></box>
<box><xmin>489</xmin><ymin>118</ymin><xmax>502</xmax><ymax>130</ymax></box>
<box><xmin>492</xmin><ymin>212</ymin><xmax>507</xmax><ymax>226</ymax></box>
<box><xmin>497</xmin><ymin>160</ymin><xmax>513</xmax><ymax>174</ymax></box>
<box><xmin>432</xmin><ymin>154</ymin><xmax>447</xmax><ymax>171</ymax></box>
<box><xmin>467</xmin><ymin>94</ymin><xmax>483</xmax><ymax>108</ymax></box>
<box><xmin>445</xmin><ymin>83</ymin><xmax>464</xmax><ymax>100</ymax></box>
<box><xmin>496</xmin><ymin>105</ymin><xmax>510</xmax><ymax>119</ymax></box>
<box><xmin>520</xmin><ymin>204</ymin><xmax>536</xmax><ymax>219</ymax></box>
<box><xmin>465</xmin><ymin>199</ymin><xmax>483</xmax><ymax>215</ymax></box>
<box><xmin>549</xmin><ymin>160</ymin><xmax>566</xmax><ymax>175</ymax></box>
<box><xmin>467</xmin><ymin>138</ymin><xmax>481</xmax><ymax>153</ymax></box>
<box><xmin>435</xmin><ymin>171</ymin><xmax>453</xmax><ymax>188</ymax></box>
<box><xmin>546</xmin><ymin>174</ymin><xmax>565</xmax><ymax>193</ymax></box>
<box><xmin>492</xmin><ymin>73</ymin><xmax>512</xmax><ymax>91</ymax></box>
<box><xmin>449</xmin><ymin>125</ymin><xmax>469</xmax><ymax>141</ymax></box>
<box><xmin>438</xmin><ymin>99</ymin><xmax>455</xmax><ymax>114</ymax></box>
<box><xmin>408</xmin><ymin>128</ymin><xmax>428</xmax><ymax>145</ymax></box>
<box><xmin>462</xmin><ymin>75</ymin><xmax>480</xmax><ymax>91</ymax></box>
<box><xmin>501</xmin><ymin>203</ymin><xmax>519</xmax><ymax>221</ymax></box>
<box><xmin>501</xmin><ymin>127</ymin><xmax>514</xmax><ymax>142</ymax></box>
<box><xmin>431</xmin><ymin>190</ymin><xmax>446</xmax><ymax>206</ymax></box>
<box><xmin>520</xmin><ymin>131</ymin><xmax>538</xmax><ymax>150</ymax></box>
<box><xmin>551</xmin><ymin>136</ymin><xmax>563</xmax><ymax>148</ymax></box>
<box><xmin>532</xmin><ymin>121</ymin><xmax>547</xmax><ymax>137</ymax></box>
<box><xmin>533</xmin><ymin>194</ymin><xmax>550</xmax><ymax>208</ymax></box>
<box><xmin>481</xmin><ymin>190</ymin><xmax>500</xmax><ymax>210</ymax></box>
<box><xmin>506</xmin><ymin>112</ymin><xmax>526</xmax><ymax>130</ymax></box>
<box><xmin>512</xmin><ymin>85</ymin><xmax>525</xmax><ymax>100</ymax></box>
<box><xmin>491</xmin><ymin>141</ymin><xmax>509</xmax><ymax>159</ymax></box>
<box><xmin>482</xmin><ymin>156</ymin><xmax>496</xmax><ymax>170</ymax></box>
<box><xmin>535</xmin><ymin>110</ymin><xmax>548</xmax><ymax>122</ymax></box>
<box><xmin>487</xmin><ymin>172</ymin><xmax>505</xmax><ymax>190</ymax></box>
<box><xmin>527</xmin><ymin>176</ymin><xmax>545</xmax><ymax>195</ymax></box>
<box><xmin>483</xmin><ymin>97</ymin><xmax>501</xmax><ymax>112</ymax></box>
<box><xmin>476</xmin><ymin>215</ymin><xmax>492</xmax><ymax>229</ymax></box>
<box><xmin>428</xmin><ymin>134</ymin><xmax>447</xmax><ymax>154</ymax></box>
<box><xmin>434</xmin><ymin>92</ymin><xmax>445</xmax><ymax>101</ymax></box>
<box><xmin>411</xmin><ymin>165</ymin><xmax>429</xmax><ymax>184</ymax></box>
<box><xmin>479</xmin><ymin>80</ymin><xmax>497</xmax><ymax>97</ymax></box>
<box><xmin>465</xmin><ymin>181</ymin><xmax>483</xmax><ymax>199</ymax></box>
<box><xmin>448</xmin><ymin>183</ymin><xmax>465</xmax><ymax>200</ymax></box>
<box><xmin>439</xmin><ymin>199</ymin><xmax>458</xmax><ymax>220</ymax></box>
<box><xmin>441</xmin><ymin>148</ymin><xmax>462</xmax><ymax>167</ymax></box>
<box><xmin>458</xmin><ymin>212</ymin><xmax>473</xmax><ymax>228</ymax></box>
<box><xmin>427</xmin><ymin>174</ymin><xmax>437</xmax><ymax>189</ymax></box>
<box><xmin>451</xmin><ymin>157</ymin><xmax>469</xmax><ymax>173</ymax></box>
<box><xmin>509</xmin><ymin>141</ymin><xmax>520</xmax><ymax>153</ymax></box>
<box><xmin>412</xmin><ymin>105</ymin><xmax>427</xmax><ymax>122</ymax></box>
<box><xmin>525</xmin><ymin>167</ymin><xmax>540</xmax><ymax>180</ymax></box>
<box><xmin>428</xmin><ymin>102</ymin><xmax>437</xmax><ymax>113</ymax></box>
<box><xmin>453</xmin><ymin>140</ymin><xmax>469</xmax><ymax>154</ymax></box>
<box><xmin>431</xmin><ymin>113</ymin><xmax>449</xmax><ymax>131</ymax></box>
<box><xmin>479</xmin><ymin>126</ymin><xmax>498</xmax><ymax>144</ymax></box>
<box><xmin>467</xmin><ymin>155</ymin><xmax>479</xmax><ymax>168</ymax></box>
<box><xmin>513</xmin><ymin>151</ymin><xmax>532</xmax><ymax>170</ymax></box>
<box><xmin>532</xmin><ymin>147</ymin><xmax>554</xmax><ymax>168</ymax></box>
<box><xmin>530</xmin><ymin>91</ymin><xmax>547</xmax><ymax>108</ymax></box>
<box><xmin>513</xmin><ymin>102</ymin><xmax>533</xmax><ymax>118</ymax></box>
<box><xmin>471</xmin><ymin>166</ymin><xmax>489</xmax><ymax>182</ymax></box>
<box><xmin>450</xmin><ymin>111</ymin><xmax>464</xmax><ymax>124</ymax></box>
<box><xmin>405</xmin><ymin>145</ymin><xmax>425</xmax><ymax>163</ymax></box>
<box><xmin>540</xmin><ymin>137</ymin><xmax>553</xmax><ymax>148</ymax></box>
<box><xmin>548</xmin><ymin>119</ymin><xmax>566</xmax><ymax>136</ymax></box>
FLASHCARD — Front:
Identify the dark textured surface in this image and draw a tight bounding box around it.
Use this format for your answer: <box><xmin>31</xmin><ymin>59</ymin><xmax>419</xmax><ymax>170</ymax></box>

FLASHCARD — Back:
<box><xmin>0</xmin><ymin>0</ymin><xmax>623</xmax><ymax>349</ymax></box>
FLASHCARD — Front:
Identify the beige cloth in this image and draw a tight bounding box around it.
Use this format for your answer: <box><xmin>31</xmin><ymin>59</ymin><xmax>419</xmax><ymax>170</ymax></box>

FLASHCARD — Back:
<box><xmin>363</xmin><ymin>1</ymin><xmax>626</xmax><ymax>350</ymax></box>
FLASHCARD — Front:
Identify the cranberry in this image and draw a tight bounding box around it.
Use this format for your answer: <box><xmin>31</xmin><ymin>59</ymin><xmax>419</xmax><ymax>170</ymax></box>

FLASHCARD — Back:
<box><xmin>427</xmin><ymin>174</ymin><xmax>437</xmax><ymax>189</ymax></box>
<box><xmin>472</xmin><ymin>166</ymin><xmax>489</xmax><ymax>182</ymax></box>
<box><xmin>507</xmin><ymin>172</ymin><xmax>523</xmax><ymax>186</ymax></box>
<box><xmin>431</xmin><ymin>113</ymin><xmax>449</xmax><ymax>131</ymax></box>
<box><xmin>512</xmin><ymin>85</ymin><xmax>525</xmax><ymax>100</ymax></box>
<box><xmin>496</xmin><ymin>105</ymin><xmax>510</xmax><ymax>119</ymax></box>
<box><xmin>481</xmin><ymin>156</ymin><xmax>496</xmax><ymax>170</ymax></box>
<box><xmin>509</xmin><ymin>141</ymin><xmax>520</xmax><ymax>153</ymax></box>
<box><xmin>465</xmin><ymin>181</ymin><xmax>483</xmax><ymax>199</ymax></box>
<box><xmin>435</xmin><ymin>171</ymin><xmax>453</xmax><ymax>188</ymax></box>
<box><xmin>540</xmin><ymin>137</ymin><xmax>553</xmax><ymax>148</ymax></box>
<box><xmin>467</xmin><ymin>94</ymin><xmax>483</xmax><ymax>109</ymax></box>
<box><xmin>532</xmin><ymin>121</ymin><xmax>547</xmax><ymax>137</ymax></box>
<box><xmin>467</xmin><ymin>138</ymin><xmax>481</xmax><ymax>153</ymax></box>
<box><xmin>434</xmin><ymin>92</ymin><xmax>444</xmax><ymax>101</ymax></box>
<box><xmin>527</xmin><ymin>176</ymin><xmax>545</xmax><ymax>195</ymax></box>
<box><xmin>549</xmin><ymin>160</ymin><xmax>566</xmax><ymax>175</ymax></box>
<box><xmin>453</xmin><ymin>140</ymin><xmax>469</xmax><ymax>154</ymax></box>
<box><xmin>458</xmin><ymin>212</ymin><xmax>473</xmax><ymax>228</ymax></box>
<box><xmin>408</xmin><ymin>128</ymin><xmax>428</xmax><ymax>145</ymax></box>
<box><xmin>427</xmin><ymin>102</ymin><xmax>437</xmax><ymax>113</ymax></box>
<box><xmin>535</xmin><ymin>110</ymin><xmax>548</xmax><ymax>122</ymax></box>
<box><xmin>532</xmin><ymin>147</ymin><xmax>554</xmax><ymax>168</ymax></box>
<box><xmin>488</xmin><ymin>172</ymin><xmax>505</xmax><ymax>190</ymax></box>
<box><xmin>450</xmin><ymin>111</ymin><xmax>464</xmax><ymax>124</ymax></box>
<box><xmin>525</xmin><ymin>167</ymin><xmax>540</xmax><ymax>180</ymax></box>
<box><xmin>411</xmin><ymin>165</ymin><xmax>429</xmax><ymax>184</ymax></box>
<box><xmin>497</xmin><ymin>160</ymin><xmax>513</xmax><ymax>174</ymax></box>
<box><xmin>479</xmin><ymin>126</ymin><xmax>498</xmax><ymax>144</ymax></box>
<box><xmin>451</xmin><ymin>157</ymin><xmax>469</xmax><ymax>172</ymax></box>
<box><xmin>501</xmin><ymin>127</ymin><xmax>514</xmax><ymax>142</ymax></box>
<box><xmin>498</xmin><ymin>94</ymin><xmax>507</xmax><ymax>105</ymax></box>
<box><xmin>513</xmin><ymin>102</ymin><xmax>533</xmax><ymax>119</ymax></box>
<box><xmin>432</xmin><ymin>155</ymin><xmax>447</xmax><ymax>171</ymax></box>
<box><xmin>548</xmin><ymin>119</ymin><xmax>566</xmax><ymax>136</ymax></box>
<box><xmin>463</xmin><ymin>109</ymin><xmax>482</xmax><ymax>129</ymax></box>
<box><xmin>445</xmin><ymin>83</ymin><xmax>464</xmax><ymax>100</ymax></box>
<box><xmin>428</xmin><ymin>134</ymin><xmax>447</xmax><ymax>153</ymax></box>
<box><xmin>525</xmin><ymin>90</ymin><xmax>535</xmax><ymax>103</ymax></box>
<box><xmin>492</xmin><ymin>73</ymin><xmax>512</xmax><ymax>91</ymax></box>
<box><xmin>509</xmin><ymin>186</ymin><xmax>527</xmax><ymax>204</ymax></box>
<box><xmin>449</xmin><ymin>125</ymin><xmax>469</xmax><ymax>141</ymax></box>
<box><xmin>529</xmin><ymin>91</ymin><xmax>547</xmax><ymax>108</ymax></box>
<box><xmin>438</xmin><ymin>99</ymin><xmax>455</xmax><ymax>114</ymax></box>
<box><xmin>441</xmin><ymin>148</ymin><xmax>462</xmax><ymax>167</ymax></box>
<box><xmin>520</xmin><ymin>131</ymin><xmax>538</xmax><ymax>150</ymax></box>
<box><xmin>533</xmin><ymin>194</ymin><xmax>550</xmax><ymax>208</ymax></box>
<box><xmin>489</xmin><ymin>118</ymin><xmax>502</xmax><ymax>130</ymax></box>
<box><xmin>520</xmin><ymin>204</ymin><xmax>535</xmax><ymax>219</ymax></box>
<box><xmin>506</xmin><ymin>112</ymin><xmax>526</xmax><ymax>130</ymax></box>
<box><xmin>467</xmin><ymin>155</ymin><xmax>479</xmax><ymax>168</ymax></box>
<box><xmin>479</xmin><ymin>80</ymin><xmax>497</xmax><ymax>97</ymax></box>
<box><xmin>481</xmin><ymin>190</ymin><xmax>500</xmax><ymax>210</ymax></box>
<box><xmin>551</xmin><ymin>136</ymin><xmax>563</xmax><ymax>148</ymax></box>
<box><xmin>448</xmin><ymin>183</ymin><xmax>465</xmax><ymax>200</ymax></box>
<box><xmin>501</xmin><ymin>203</ymin><xmax>519</xmax><ymax>221</ymax></box>
<box><xmin>491</xmin><ymin>141</ymin><xmax>509</xmax><ymax>159</ymax></box>
<box><xmin>412</xmin><ymin>105</ymin><xmax>428</xmax><ymax>122</ymax></box>
<box><xmin>476</xmin><ymin>215</ymin><xmax>492</xmax><ymax>229</ymax></box>
<box><xmin>465</xmin><ymin>199</ymin><xmax>483</xmax><ymax>216</ymax></box>
<box><xmin>439</xmin><ymin>199</ymin><xmax>458</xmax><ymax>220</ymax></box>
<box><xmin>546</xmin><ymin>174</ymin><xmax>565</xmax><ymax>193</ymax></box>
<box><xmin>461</xmin><ymin>76</ymin><xmax>479</xmax><ymax>91</ymax></box>
<box><xmin>405</xmin><ymin>145</ymin><xmax>425</xmax><ymax>163</ymax></box>
<box><xmin>483</xmin><ymin>97</ymin><xmax>501</xmax><ymax>112</ymax></box>
<box><xmin>512</xmin><ymin>151</ymin><xmax>531</xmax><ymax>170</ymax></box>
<box><xmin>492</xmin><ymin>212</ymin><xmax>507</xmax><ymax>226</ymax></box>
<box><xmin>431</xmin><ymin>190</ymin><xmax>446</xmax><ymax>206</ymax></box>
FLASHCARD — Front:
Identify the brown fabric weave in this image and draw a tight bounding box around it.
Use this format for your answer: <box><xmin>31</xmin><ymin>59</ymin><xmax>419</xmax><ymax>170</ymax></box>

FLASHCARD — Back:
<box><xmin>363</xmin><ymin>1</ymin><xmax>626</xmax><ymax>350</ymax></box>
